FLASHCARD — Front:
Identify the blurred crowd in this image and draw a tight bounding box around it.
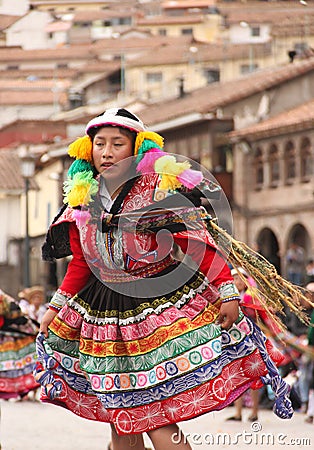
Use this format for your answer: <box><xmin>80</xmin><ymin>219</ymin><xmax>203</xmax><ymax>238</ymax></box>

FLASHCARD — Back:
<box><xmin>226</xmin><ymin>261</ymin><xmax>314</xmax><ymax>426</ymax></box>
<box><xmin>0</xmin><ymin>286</ymin><xmax>48</xmax><ymax>402</ymax></box>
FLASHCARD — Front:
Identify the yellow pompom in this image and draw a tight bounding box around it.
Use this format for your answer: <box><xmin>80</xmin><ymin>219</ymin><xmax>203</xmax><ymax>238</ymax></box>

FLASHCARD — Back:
<box><xmin>66</xmin><ymin>185</ymin><xmax>92</xmax><ymax>207</ymax></box>
<box><xmin>134</xmin><ymin>131</ymin><xmax>164</xmax><ymax>155</ymax></box>
<box><xmin>159</xmin><ymin>174</ymin><xmax>182</xmax><ymax>190</ymax></box>
<box><xmin>68</xmin><ymin>136</ymin><xmax>93</xmax><ymax>162</ymax></box>
<box><xmin>154</xmin><ymin>155</ymin><xmax>190</xmax><ymax>176</ymax></box>
<box><xmin>154</xmin><ymin>155</ymin><xmax>191</xmax><ymax>191</ymax></box>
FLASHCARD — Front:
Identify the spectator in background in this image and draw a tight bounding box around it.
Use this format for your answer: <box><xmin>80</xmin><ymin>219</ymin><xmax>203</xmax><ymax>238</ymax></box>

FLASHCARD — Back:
<box><xmin>280</xmin><ymin>281</ymin><xmax>313</xmax><ymax>414</ymax></box>
<box><xmin>285</xmin><ymin>242</ymin><xmax>305</xmax><ymax>286</ymax></box>
<box><xmin>18</xmin><ymin>287</ymin><xmax>30</xmax><ymax>314</ymax></box>
<box><xmin>25</xmin><ymin>286</ymin><xmax>48</xmax><ymax>324</ymax></box>
<box><xmin>226</xmin><ymin>267</ymin><xmax>261</xmax><ymax>422</ymax></box>
<box><xmin>305</xmin><ymin>259</ymin><xmax>314</xmax><ymax>284</ymax></box>
<box><xmin>301</xmin><ymin>282</ymin><xmax>314</xmax><ymax>421</ymax></box>
<box><xmin>226</xmin><ymin>267</ymin><xmax>293</xmax><ymax>422</ymax></box>
<box><xmin>305</xmin><ymin>283</ymin><xmax>314</xmax><ymax>424</ymax></box>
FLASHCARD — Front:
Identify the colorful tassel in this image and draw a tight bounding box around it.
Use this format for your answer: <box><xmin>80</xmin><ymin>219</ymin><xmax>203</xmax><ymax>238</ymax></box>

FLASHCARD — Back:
<box><xmin>63</xmin><ymin>171</ymin><xmax>98</xmax><ymax>207</ymax></box>
<box><xmin>137</xmin><ymin>148</ymin><xmax>167</xmax><ymax>174</ymax></box>
<box><xmin>72</xmin><ymin>209</ymin><xmax>91</xmax><ymax>227</ymax></box>
<box><xmin>158</xmin><ymin>173</ymin><xmax>183</xmax><ymax>190</ymax></box>
<box><xmin>177</xmin><ymin>168</ymin><xmax>203</xmax><ymax>189</ymax></box>
<box><xmin>68</xmin><ymin>159</ymin><xmax>94</xmax><ymax>177</ymax></box>
<box><xmin>134</xmin><ymin>131</ymin><xmax>164</xmax><ymax>156</ymax></box>
<box><xmin>154</xmin><ymin>155</ymin><xmax>190</xmax><ymax>177</ymax></box>
<box><xmin>135</xmin><ymin>139</ymin><xmax>163</xmax><ymax>163</ymax></box>
<box><xmin>153</xmin><ymin>155</ymin><xmax>190</xmax><ymax>190</ymax></box>
<box><xmin>68</xmin><ymin>136</ymin><xmax>93</xmax><ymax>162</ymax></box>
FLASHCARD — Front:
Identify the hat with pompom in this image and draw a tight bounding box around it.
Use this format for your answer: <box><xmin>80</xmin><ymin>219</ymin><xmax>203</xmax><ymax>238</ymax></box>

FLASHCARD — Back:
<box><xmin>63</xmin><ymin>107</ymin><xmax>203</xmax><ymax>212</ymax></box>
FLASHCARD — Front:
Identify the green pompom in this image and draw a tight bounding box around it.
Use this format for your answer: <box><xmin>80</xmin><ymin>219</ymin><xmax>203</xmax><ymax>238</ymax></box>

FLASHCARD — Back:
<box><xmin>63</xmin><ymin>170</ymin><xmax>99</xmax><ymax>207</ymax></box>
<box><xmin>136</xmin><ymin>139</ymin><xmax>162</xmax><ymax>163</ymax></box>
<box><xmin>68</xmin><ymin>159</ymin><xmax>93</xmax><ymax>177</ymax></box>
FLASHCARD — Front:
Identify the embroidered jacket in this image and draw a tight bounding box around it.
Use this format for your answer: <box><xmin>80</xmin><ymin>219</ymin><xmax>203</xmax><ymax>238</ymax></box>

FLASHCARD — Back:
<box><xmin>47</xmin><ymin>174</ymin><xmax>239</xmax><ymax>311</ymax></box>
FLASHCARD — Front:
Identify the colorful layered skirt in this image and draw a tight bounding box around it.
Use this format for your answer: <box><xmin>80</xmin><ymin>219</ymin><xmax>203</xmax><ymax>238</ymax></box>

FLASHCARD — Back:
<box><xmin>34</xmin><ymin>265</ymin><xmax>293</xmax><ymax>434</ymax></box>
<box><xmin>0</xmin><ymin>331</ymin><xmax>39</xmax><ymax>399</ymax></box>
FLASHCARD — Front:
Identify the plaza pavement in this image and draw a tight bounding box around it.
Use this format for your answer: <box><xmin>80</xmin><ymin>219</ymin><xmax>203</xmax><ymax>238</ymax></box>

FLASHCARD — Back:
<box><xmin>1</xmin><ymin>398</ymin><xmax>313</xmax><ymax>450</ymax></box>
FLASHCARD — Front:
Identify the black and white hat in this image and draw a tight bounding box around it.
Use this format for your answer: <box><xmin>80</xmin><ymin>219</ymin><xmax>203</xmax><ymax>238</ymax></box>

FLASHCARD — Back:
<box><xmin>85</xmin><ymin>108</ymin><xmax>145</xmax><ymax>135</ymax></box>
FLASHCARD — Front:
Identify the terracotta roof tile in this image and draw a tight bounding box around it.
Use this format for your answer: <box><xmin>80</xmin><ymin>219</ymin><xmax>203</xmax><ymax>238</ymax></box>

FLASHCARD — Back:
<box><xmin>272</xmin><ymin>21</ymin><xmax>314</xmax><ymax>37</ymax></box>
<box><xmin>92</xmin><ymin>35</ymin><xmax>193</xmax><ymax>52</ymax></box>
<box><xmin>0</xmin><ymin>68</ymin><xmax>79</xmax><ymax>79</ymax></box>
<box><xmin>73</xmin><ymin>9</ymin><xmax>135</xmax><ymax>22</ymax></box>
<box><xmin>218</xmin><ymin>1</ymin><xmax>314</xmax><ymax>32</ymax></box>
<box><xmin>136</xmin><ymin>57</ymin><xmax>314</xmax><ymax>127</ymax></box>
<box><xmin>127</xmin><ymin>41</ymin><xmax>271</xmax><ymax>67</ymax></box>
<box><xmin>77</xmin><ymin>60</ymin><xmax>120</xmax><ymax>73</ymax></box>
<box><xmin>229</xmin><ymin>100</ymin><xmax>314</xmax><ymax>141</ymax></box>
<box><xmin>0</xmin><ymin>150</ymin><xmax>37</xmax><ymax>191</ymax></box>
<box><xmin>0</xmin><ymin>79</ymin><xmax>71</xmax><ymax>90</ymax></box>
<box><xmin>0</xmin><ymin>90</ymin><xmax>68</xmax><ymax>106</ymax></box>
<box><xmin>162</xmin><ymin>1</ymin><xmax>216</xmax><ymax>9</ymax></box>
<box><xmin>223</xmin><ymin>10</ymin><xmax>314</xmax><ymax>26</ymax></box>
<box><xmin>0</xmin><ymin>77</ymin><xmax>71</xmax><ymax>106</ymax></box>
<box><xmin>0</xmin><ymin>45</ymin><xmax>96</xmax><ymax>62</ymax></box>
<box><xmin>137</xmin><ymin>14</ymin><xmax>204</xmax><ymax>26</ymax></box>
<box><xmin>30</xmin><ymin>0</ymin><xmax>118</xmax><ymax>5</ymax></box>
<box><xmin>219</xmin><ymin>0</ymin><xmax>314</xmax><ymax>14</ymax></box>
<box><xmin>0</xmin><ymin>14</ymin><xmax>20</xmax><ymax>30</ymax></box>
<box><xmin>0</xmin><ymin>61</ymin><xmax>119</xmax><ymax>79</ymax></box>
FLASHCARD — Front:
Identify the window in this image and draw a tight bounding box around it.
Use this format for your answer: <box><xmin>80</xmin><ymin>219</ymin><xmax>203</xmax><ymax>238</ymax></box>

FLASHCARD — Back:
<box><xmin>213</xmin><ymin>144</ymin><xmax>231</xmax><ymax>173</ymax></box>
<box><xmin>269</xmin><ymin>144</ymin><xmax>280</xmax><ymax>187</ymax></box>
<box><xmin>119</xmin><ymin>17</ymin><xmax>132</xmax><ymax>26</ymax></box>
<box><xmin>284</xmin><ymin>141</ymin><xmax>296</xmax><ymax>184</ymax></box>
<box><xmin>295</xmin><ymin>42</ymin><xmax>309</xmax><ymax>54</ymax></box>
<box><xmin>146</xmin><ymin>72</ymin><xmax>162</xmax><ymax>83</ymax></box>
<box><xmin>158</xmin><ymin>29</ymin><xmax>167</xmax><ymax>36</ymax></box>
<box><xmin>7</xmin><ymin>65</ymin><xmax>19</xmax><ymax>70</ymax></box>
<box><xmin>300</xmin><ymin>137</ymin><xmax>313</xmax><ymax>180</ymax></box>
<box><xmin>254</xmin><ymin>147</ymin><xmax>264</xmax><ymax>188</ymax></box>
<box><xmin>181</xmin><ymin>28</ymin><xmax>193</xmax><ymax>35</ymax></box>
<box><xmin>69</xmin><ymin>91</ymin><xmax>84</xmax><ymax>109</ymax></box>
<box><xmin>204</xmin><ymin>69</ymin><xmax>220</xmax><ymax>83</ymax></box>
<box><xmin>240</xmin><ymin>64</ymin><xmax>259</xmax><ymax>74</ymax></box>
<box><xmin>251</xmin><ymin>26</ymin><xmax>260</xmax><ymax>37</ymax></box>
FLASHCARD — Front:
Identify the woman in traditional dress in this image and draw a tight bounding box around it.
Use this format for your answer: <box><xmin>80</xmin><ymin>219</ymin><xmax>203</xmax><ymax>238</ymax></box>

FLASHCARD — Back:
<box><xmin>0</xmin><ymin>289</ymin><xmax>39</xmax><ymax>400</ymax></box>
<box><xmin>35</xmin><ymin>108</ymin><xmax>293</xmax><ymax>450</ymax></box>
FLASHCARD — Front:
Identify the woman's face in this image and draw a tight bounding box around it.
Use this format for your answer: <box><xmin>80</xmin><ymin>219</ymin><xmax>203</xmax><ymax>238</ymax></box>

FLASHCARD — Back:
<box><xmin>92</xmin><ymin>126</ymin><xmax>134</xmax><ymax>181</ymax></box>
<box><xmin>233</xmin><ymin>274</ymin><xmax>246</xmax><ymax>293</ymax></box>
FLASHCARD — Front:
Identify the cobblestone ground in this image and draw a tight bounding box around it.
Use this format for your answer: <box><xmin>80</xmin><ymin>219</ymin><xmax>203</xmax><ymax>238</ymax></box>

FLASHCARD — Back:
<box><xmin>1</xmin><ymin>399</ymin><xmax>313</xmax><ymax>450</ymax></box>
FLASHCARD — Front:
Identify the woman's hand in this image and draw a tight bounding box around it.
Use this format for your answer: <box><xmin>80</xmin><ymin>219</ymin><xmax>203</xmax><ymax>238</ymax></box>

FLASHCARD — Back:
<box><xmin>217</xmin><ymin>300</ymin><xmax>240</xmax><ymax>330</ymax></box>
<box><xmin>40</xmin><ymin>309</ymin><xmax>58</xmax><ymax>337</ymax></box>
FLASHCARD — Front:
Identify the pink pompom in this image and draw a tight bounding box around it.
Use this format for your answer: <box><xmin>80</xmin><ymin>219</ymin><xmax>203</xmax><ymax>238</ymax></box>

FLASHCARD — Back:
<box><xmin>72</xmin><ymin>209</ymin><xmax>91</xmax><ymax>227</ymax></box>
<box><xmin>137</xmin><ymin>148</ymin><xmax>167</xmax><ymax>174</ymax></box>
<box><xmin>177</xmin><ymin>169</ymin><xmax>203</xmax><ymax>189</ymax></box>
